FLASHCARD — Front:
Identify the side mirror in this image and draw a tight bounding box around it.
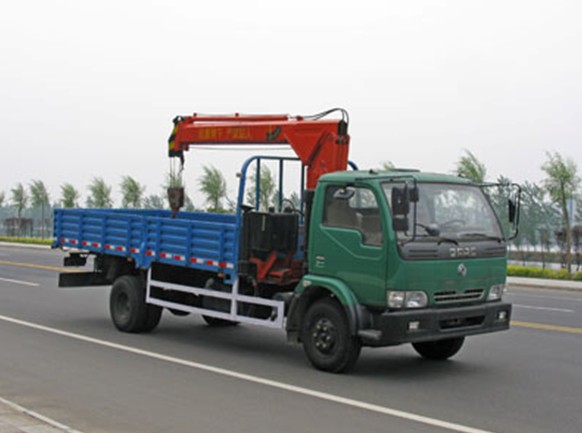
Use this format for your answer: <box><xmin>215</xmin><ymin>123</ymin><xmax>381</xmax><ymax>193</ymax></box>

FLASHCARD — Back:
<box><xmin>508</xmin><ymin>198</ymin><xmax>516</xmax><ymax>224</ymax></box>
<box><xmin>391</xmin><ymin>186</ymin><xmax>410</xmax><ymax>216</ymax></box>
<box><xmin>409</xmin><ymin>186</ymin><xmax>419</xmax><ymax>203</ymax></box>
<box><xmin>392</xmin><ymin>216</ymin><xmax>409</xmax><ymax>232</ymax></box>
<box><xmin>507</xmin><ymin>184</ymin><xmax>521</xmax><ymax>240</ymax></box>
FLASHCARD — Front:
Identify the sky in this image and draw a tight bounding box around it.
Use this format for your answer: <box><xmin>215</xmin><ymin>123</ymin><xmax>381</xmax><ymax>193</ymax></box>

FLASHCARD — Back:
<box><xmin>1</xmin><ymin>0</ymin><xmax>581</xmax><ymax>206</ymax></box>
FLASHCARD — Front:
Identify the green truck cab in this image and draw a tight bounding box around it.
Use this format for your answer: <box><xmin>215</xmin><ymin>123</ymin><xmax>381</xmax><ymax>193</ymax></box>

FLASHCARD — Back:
<box><xmin>287</xmin><ymin>169</ymin><xmax>513</xmax><ymax>372</ymax></box>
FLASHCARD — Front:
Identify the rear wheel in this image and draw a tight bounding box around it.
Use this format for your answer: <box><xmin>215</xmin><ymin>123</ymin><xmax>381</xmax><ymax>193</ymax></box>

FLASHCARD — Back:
<box><xmin>301</xmin><ymin>298</ymin><xmax>361</xmax><ymax>373</ymax></box>
<box><xmin>169</xmin><ymin>309</ymin><xmax>190</xmax><ymax>317</ymax></box>
<box><xmin>110</xmin><ymin>275</ymin><xmax>162</xmax><ymax>333</ymax></box>
<box><xmin>142</xmin><ymin>305</ymin><xmax>163</xmax><ymax>332</ymax></box>
<box><xmin>412</xmin><ymin>337</ymin><xmax>465</xmax><ymax>360</ymax></box>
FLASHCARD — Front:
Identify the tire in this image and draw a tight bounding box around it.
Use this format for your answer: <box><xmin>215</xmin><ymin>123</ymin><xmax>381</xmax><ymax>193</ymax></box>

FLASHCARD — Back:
<box><xmin>110</xmin><ymin>275</ymin><xmax>162</xmax><ymax>333</ymax></box>
<box><xmin>412</xmin><ymin>337</ymin><xmax>465</xmax><ymax>360</ymax></box>
<box><xmin>301</xmin><ymin>298</ymin><xmax>361</xmax><ymax>373</ymax></box>
<box><xmin>169</xmin><ymin>309</ymin><xmax>190</xmax><ymax>317</ymax></box>
<box><xmin>142</xmin><ymin>305</ymin><xmax>163</xmax><ymax>332</ymax></box>
<box><xmin>202</xmin><ymin>315</ymin><xmax>240</xmax><ymax>327</ymax></box>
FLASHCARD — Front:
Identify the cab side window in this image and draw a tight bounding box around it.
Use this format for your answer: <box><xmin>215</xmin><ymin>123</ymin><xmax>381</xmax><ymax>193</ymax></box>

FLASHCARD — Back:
<box><xmin>323</xmin><ymin>186</ymin><xmax>383</xmax><ymax>246</ymax></box>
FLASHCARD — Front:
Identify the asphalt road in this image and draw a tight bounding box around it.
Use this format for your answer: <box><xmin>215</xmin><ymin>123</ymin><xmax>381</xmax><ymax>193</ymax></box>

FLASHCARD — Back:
<box><xmin>0</xmin><ymin>245</ymin><xmax>581</xmax><ymax>433</ymax></box>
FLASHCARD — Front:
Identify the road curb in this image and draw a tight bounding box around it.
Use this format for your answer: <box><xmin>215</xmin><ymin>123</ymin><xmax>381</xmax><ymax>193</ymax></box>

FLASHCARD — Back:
<box><xmin>507</xmin><ymin>276</ymin><xmax>582</xmax><ymax>292</ymax></box>
<box><xmin>0</xmin><ymin>241</ymin><xmax>52</xmax><ymax>250</ymax></box>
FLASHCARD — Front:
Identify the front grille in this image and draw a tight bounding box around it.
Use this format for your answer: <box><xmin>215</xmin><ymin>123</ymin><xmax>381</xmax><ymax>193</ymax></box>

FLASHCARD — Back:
<box><xmin>482</xmin><ymin>246</ymin><xmax>507</xmax><ymax>257</ymax></box>
<box><xmin>407</xmin><ymin>247</ymin><xmax>439</xmax><ymax>259</ymax></box>
<box><xmin>434</xmin><ymin>288</ymin><xmax>484</xmax><ymax>304</ymax></box>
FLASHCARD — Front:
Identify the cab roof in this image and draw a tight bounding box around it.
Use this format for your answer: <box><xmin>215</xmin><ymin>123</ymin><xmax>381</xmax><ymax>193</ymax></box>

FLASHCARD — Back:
<box><xmin>319</xmin><ymin>169</ymin><xmax>474</xmax><ymax>185</ymax></box>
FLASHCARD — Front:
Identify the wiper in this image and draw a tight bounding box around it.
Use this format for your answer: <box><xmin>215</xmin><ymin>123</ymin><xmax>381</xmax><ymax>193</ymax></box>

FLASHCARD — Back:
<box><xmin>437</xmin><ymin>237</ymin><xmax>459</xmax><ymax>246</ymax></box>
<box><xmin>461</xmin><ymin>232</ymin><xmax>503</xmax><ymax>243</ymax></box>
<box><xmin>400</xmin><ymin>236</ymin><xmax>458</xmax><ymax>246</ymax></box>
<box><xmin>416</xmin><ymin>223</ymin><xmax>440</xmax><ymax>236</ymax></box>
<box><xmin>414</xmin><ymin>224</ymin><xmax>458</xmax><ymax>245</ymax></box>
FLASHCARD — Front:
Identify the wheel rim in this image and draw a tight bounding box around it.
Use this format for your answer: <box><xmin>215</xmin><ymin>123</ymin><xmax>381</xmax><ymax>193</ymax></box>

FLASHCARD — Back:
<box><xmin>311</xmin><ymin>318</ymin><xmax>337</xmax><ymax>355</ymax></box>
<box><xmin>114</xmin><ymin>292</ymin><xmax>131</xmax><ymax>322</ymax></box>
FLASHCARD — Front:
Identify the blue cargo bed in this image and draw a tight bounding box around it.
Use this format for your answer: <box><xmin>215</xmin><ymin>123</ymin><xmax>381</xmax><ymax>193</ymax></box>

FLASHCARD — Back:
<box><xmin>53</xmin><ymin>209</ymin><xmax>238</xmax><ymax>280</ymax></box>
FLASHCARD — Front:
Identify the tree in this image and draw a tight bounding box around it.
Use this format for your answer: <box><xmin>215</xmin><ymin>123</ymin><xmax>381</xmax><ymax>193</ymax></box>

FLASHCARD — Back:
<box><xmin>120</xmin><ymin>176</ymin><xmax>144</xmax><ymax>209</ymax></box>
<box><xmin>488</xmin><ymin>175</ymin><xmax>512</xmax><ymax>224</ymax></box>
<box><xmin>184</xmin><ymin>195</ymin><xmax>197</xmax><ymax>212</ymax></box>
<box><xmin>0</xmin><ymin>191</ymin><xmax>5</xmax><ymax>208</ymax></box>
<box><xmin>246</xmin><ymin>165</ymin><xmax>276</xmax><ymax>211</ymax></box>
<box><xmin>11</xmin><ymin>183</ymin><xmax>28</xmax><ymax>236</ymax></box>
<box><xmin>198</xmin><ymin>165</ymin><xmax>227</xmax><ymax>212</ymax></box>
<box><xmin>86</xmin><ymin>177</ymin><xmax>113</xmax><ymax>208</ymax></box>
<box><xmin>518</xmin><ymin>181</ymin><xmax>562</xmax><ymax>268</ymax></box>
<box><xmin>541</xmin><ymin>151</ymin><xmax>580</xmax><ymax>277</ymax></box>
<box><xmin>288</xmin><ymin>191</ymin><xmax>301</xmax><ymax>210</ymax></box>
<box><xmin>143</xmin><ymin>194</ymin><xmax>166</xmax><ymax>209</ymax></box>
<box><xmin>164</xmin><ymin>170</ymin><xmax>186</xmax><ymax>211</ymax></box>
<box><xmin>165</xmin><ymin>171</ymin><xmax>183</xmax><ymax>189</ymax></box>
<box><xmin>455</xmin><ymin>150</ymin><xmax>487</xmax><ymax>183</ymax></box>
<box><xmin>60</xmin><ymin>183</ymin><xmax>80</xmax><ymax>208</ymax></box>
<box><xmin>11</xmin><ymin>183</ymin><xmax>28</xmax><ymax>218</ymax></box>
<box><xmin>29</xmin><ymin>180</ymin><xmax>50</xmax><ymax>238</ymax></box>
<box><xmin>573</xmin><ymin>225</ymin><xmax>582</xmax><ymax>271</ymax></box>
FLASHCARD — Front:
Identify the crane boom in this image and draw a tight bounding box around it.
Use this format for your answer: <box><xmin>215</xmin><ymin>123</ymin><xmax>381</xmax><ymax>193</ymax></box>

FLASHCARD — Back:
<box><xmin>168</xmin><ymin>110</ymin><xmax>350</xmax><ymax>190</ymax></box>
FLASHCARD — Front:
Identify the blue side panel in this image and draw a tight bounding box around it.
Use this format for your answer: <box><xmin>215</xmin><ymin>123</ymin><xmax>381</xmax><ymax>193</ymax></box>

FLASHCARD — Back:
<box><xmin>53</xmin><ymin>209</ymin><xmax>239</xmax><ymax>283</ymax></box>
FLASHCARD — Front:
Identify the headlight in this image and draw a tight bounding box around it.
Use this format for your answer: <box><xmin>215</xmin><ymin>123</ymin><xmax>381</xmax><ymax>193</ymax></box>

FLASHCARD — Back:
<box><xmin>387</xmin><ymin>291</ymin><xmax>428</xmax><ymax>309</ymax></box>
<box><xmin>406</xmin><ymin>291</ymin><xmax>428</xmax><ymax>308</ymax></box>
<box><xmin>487</xmin><ymin>284</ymin><xmax>506</xmax><ymax>301</ymax></box>
<box><xmin>387</xmin><ymin>291</ymin><xmax>405</xmax><ymax>309</ymax></box>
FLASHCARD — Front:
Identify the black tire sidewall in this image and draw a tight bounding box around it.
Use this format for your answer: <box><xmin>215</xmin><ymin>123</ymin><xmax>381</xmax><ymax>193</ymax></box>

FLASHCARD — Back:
<box><xmin>110</xmin><ymin>275</ymin><xmax>149</xmax><ymax>332</ymax></box>
<box><xmin>412</xmin><ymin>337</ymin><xmax>465</xmax><ymax>360</ymax></box>
<box><xmin>302</xmin><ymin>298</ymin><xmax>361</xmax><ymax>373</ymax></box>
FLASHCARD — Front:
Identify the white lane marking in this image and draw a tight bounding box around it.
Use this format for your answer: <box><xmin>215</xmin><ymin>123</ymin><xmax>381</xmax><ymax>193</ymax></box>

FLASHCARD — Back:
<box><xmin>0</xmin><ymin>314</ymin><xmax>497</xmax><ymax>433</ymax></box>
<box><xmin>0</xmin><ymin>277</ymin><xmax>39</xmax><ymax>287</ymax></box>
<box><xmin>513</xmin><ymin>304</ymin><xmax>575</xmax><ymax>313</ymax></box>
<box><xmin>0</xmin><ymin>395</ymin><xmax>83</xmax><ymax>433</ymax></box>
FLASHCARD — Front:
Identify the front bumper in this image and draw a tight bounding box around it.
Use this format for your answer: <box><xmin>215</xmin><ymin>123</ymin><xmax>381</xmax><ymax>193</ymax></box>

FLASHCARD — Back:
<box><xmin>358</xmin><ymin>302</ymin><xmax>512</xmax><ymax>346</ymax></box>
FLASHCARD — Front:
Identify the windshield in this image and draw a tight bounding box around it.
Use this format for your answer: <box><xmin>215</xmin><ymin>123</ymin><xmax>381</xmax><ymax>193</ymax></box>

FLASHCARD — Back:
<box><xmin>382</xmin><ymin>182</ymin><xmax>503</xmax><ymax>241</ymax></box>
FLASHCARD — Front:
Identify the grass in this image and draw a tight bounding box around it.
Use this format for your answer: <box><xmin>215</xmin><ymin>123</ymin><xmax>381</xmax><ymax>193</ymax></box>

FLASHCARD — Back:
<box><xmin>0</xmin><ymin>236</ymin><xmax>53</xmax><ymax>246</ymax></box>
<box><xmin>507</xmin><ymin>265</ymin><xmax>582</xmax><ymax>281</ymax></box>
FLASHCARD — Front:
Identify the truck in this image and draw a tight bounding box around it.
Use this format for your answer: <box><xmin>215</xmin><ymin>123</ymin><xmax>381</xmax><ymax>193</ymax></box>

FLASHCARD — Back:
<box><xmin>53</xmin><ymin>108</ymin><xmax>519</xmax><ymax>373</ymax></box>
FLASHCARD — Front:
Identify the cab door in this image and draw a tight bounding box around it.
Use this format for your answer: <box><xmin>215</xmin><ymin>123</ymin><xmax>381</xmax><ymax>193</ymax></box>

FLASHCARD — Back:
<box><xmin>309</xmin><ymin>185</ymin><xmax>387</xmax><ymax>306</ymax></box>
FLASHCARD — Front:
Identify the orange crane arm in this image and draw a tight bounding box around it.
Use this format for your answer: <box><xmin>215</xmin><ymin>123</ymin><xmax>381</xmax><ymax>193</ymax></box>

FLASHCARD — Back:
<box><xmin>168</xmin><ymin>110</ymin><xmax>350</xmax><ymax>190</ymax></box>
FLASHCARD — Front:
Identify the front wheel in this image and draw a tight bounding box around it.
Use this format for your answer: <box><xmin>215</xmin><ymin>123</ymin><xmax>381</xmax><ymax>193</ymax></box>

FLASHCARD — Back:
<box><xmin>301</xmin><ymin>298</ymin><xmax>361</xmax><ymax>373</ymax></box>
<box><xmin>412</xmin><ymin>337</ymin><xmax>465</xmax><ymax>360</ymax></box>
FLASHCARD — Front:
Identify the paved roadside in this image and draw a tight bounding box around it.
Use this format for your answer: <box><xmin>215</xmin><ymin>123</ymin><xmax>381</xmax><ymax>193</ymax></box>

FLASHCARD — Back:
<box><xmin>507</xmin><ymin>276</ymin><xmax>582</xmax><ymax>292</ymax></box>
<box><xmin>0</xmin><ymin>242</ymin><xmax>51</xmax><ymax>250</ymax></box>
<box><xmin>0</xmin><ymin>397</ymin><xmax>82</xmax><ymax>433</ymax></box>
<box><xmin>2</xmin><ymin>242</ymin><xmax>80</xmax><ymax>433</ymax></box>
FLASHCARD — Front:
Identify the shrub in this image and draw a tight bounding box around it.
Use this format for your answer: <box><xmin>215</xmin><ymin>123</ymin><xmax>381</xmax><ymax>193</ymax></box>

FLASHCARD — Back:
<box><xmin>508</xmin><ymin>265</ymin><xmax>582</xmax><ymax>281</ymax></box>
<box><xmin>0</xmin><ymin>236</ymin><xmax>52</xmax><ymax>246</ymax></box>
